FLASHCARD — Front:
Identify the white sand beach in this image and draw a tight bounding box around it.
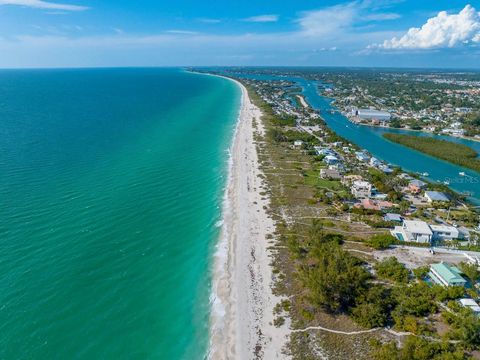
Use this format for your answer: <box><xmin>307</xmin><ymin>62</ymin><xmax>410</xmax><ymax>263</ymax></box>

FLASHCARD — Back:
<box><xmin>210</xmin><ymin>77</ymin><xmax>290</xmax><ymax>359</ymax></box>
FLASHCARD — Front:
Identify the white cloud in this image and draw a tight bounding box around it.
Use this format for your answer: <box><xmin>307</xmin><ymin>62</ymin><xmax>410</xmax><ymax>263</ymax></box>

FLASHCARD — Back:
<box><xmin>0</xmin><ymin>0</ymin><xmax>87</xmax><ymax>11</ymax></box>
<box><xmin>165</xmin><ymin>30</ymin><xmax>199</xmax><ymax>35</ymax></box>
<box><xmin>198</xmin><ymin>18</ymin><xmax>221</xmax><ymax>24</ymax></box>
<box><xmin>364</xmin><ymin>12</ymin><xmax>400</xmax><ymax>21</ymax></box>
<box><xmin>297</xmin><ymin>1</ymin><xmax>400</xmax><ymax>36</ymax></box>
<box><xmin>374</xmin><ymin>4</ymin><xmax>480</xmax><ymax>49</ymax></box>
<box><xmin>242</xmin><ymin>14</ymin><xmax>279</xmax><ymax>23</ymax></box>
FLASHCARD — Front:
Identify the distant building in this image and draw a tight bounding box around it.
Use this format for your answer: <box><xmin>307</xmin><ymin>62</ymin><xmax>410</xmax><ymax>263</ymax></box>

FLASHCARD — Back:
<box><xmin>459</xmin><ymin>299</ymin><xmax>480</xmax><ymax>315</ymax></box>
<box><xmin>384</xmin><ymin>213</ymin><xmax>402</xmax><ymax>222</ymax></box>
<box><xmin>293</xmin><ymin>140</ymin><xmax>304</xmax><ymax>148</ymax></box>
<box><xmin>341</xmin><ymin>174</ymin><xmax>363</xmax><ymax>186</ymax></box>
<box><xmin>320</xmin><ymin>168</ymin><xmax>342</xmax><ymax>180</ymax></box>
<box><xmin>351</xmin><ymin>180</ymin><xmax>372</xmax><ymax>199</ymax></box>
<box><xmin>408</xmin><ymin>179</ymin><xmax>426</xmax><ymax>194</ymax></box>
<box><xmin>369</xmin><ymin>157</ymin><xmax>381</xmax><ymax>167</ymax></box>
<box><xmin>391</xmin><ymin>220</ymin><xmax>433</xmax><ymax>243</ymax></box>
<box><xmin>430</xmin><ymin>224</ymin><xmax>461</xmax><ymax>242</ymax></box>
<box><xmin>324</xmin><ymin>155</ymin><xmax>339</xmax><ymax>165</ymax></box>
<box><xmin>425</xmin><ymin>191</ymin><xmax>450</xmax><ymax>203</ymax></box>
<box><xmin>429</xmin><ymin>263</ymin><xmax>467</xmax><ymax>287</ymax></box>
<box><xmin>355</xmin><ymin>151</ymin><xmax>370</xmax><ymax>162</ymax></box>
<box><xmin>355</xmin><ymin>109</ymin><xmax>391</xmax><ymax>121</ymax></box>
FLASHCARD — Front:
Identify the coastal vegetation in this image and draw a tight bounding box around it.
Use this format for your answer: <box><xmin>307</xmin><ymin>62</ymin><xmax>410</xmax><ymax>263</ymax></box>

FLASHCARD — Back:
<box><xmin>383</xmin><ymin>133</ymin><xmax>480</xmax><ymax>173</ymax></box>
<box><xmin>240</xmin><ymin>78</ymin><xmax>479</xmax><ymax>359</ymax></box>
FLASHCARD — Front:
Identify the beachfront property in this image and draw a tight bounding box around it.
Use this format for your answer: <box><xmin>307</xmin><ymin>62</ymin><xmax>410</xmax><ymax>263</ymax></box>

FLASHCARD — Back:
<box><xmin>425</xmin><ymin>191</ymin><xmax>450</xmax><ymax>203</ymax></box>
<box><xmin>392</xmin><ymin>219</ymin><xmax>463</xmax><ymax>243</ymax></box>
<box><xmin>428</xmin><ymin>263</ymin><xmax>467</xmax><ymax>287</ymax></box>
<box><xmin>369</xmin><ymin>157</ymin><xmax>381</xmax><ymax>167</ymax></box>
<box><xmin>355</xmin><ymin>151</ymin><xmax>370</xmax><ymax>162</ymax></box>
<box><xmin>408</xmin><ymin>179</ymin><xmax>427</xmax><ymax>194</ymax></box>
<box><xmin>391</xmin><ymin>220</ymin><xmax>433</xmax><ymax>243</ymax></box>
<box><xmin>459</xmin><ymin>299</ymin><xmax>480</xmax><ymax>315</ymax></box>
<box><xmin>351</xmin><ymin>180</ymin><xmax>372</xmax><ymax>199</ymax></box>
<box><xmin>430</xmin><ymin>224</ymin><xmax>461</xmax><ymax>241</ymax></box>
<box><xmin>324</xmin><ymin>155</ymin><xmax>340</xmax><ymax>165</ymax></box>
<box><xmin>320</xmin><ymin>168</ymin><xmax>342</xmax><ymax>180</ymax></box>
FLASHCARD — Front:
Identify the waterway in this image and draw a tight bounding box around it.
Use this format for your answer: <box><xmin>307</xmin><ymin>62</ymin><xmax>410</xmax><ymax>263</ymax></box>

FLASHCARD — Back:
<box><xmin>225</xmin><ymin>72</ymin><xmax>480</xmax><ymax>204</ymax></box>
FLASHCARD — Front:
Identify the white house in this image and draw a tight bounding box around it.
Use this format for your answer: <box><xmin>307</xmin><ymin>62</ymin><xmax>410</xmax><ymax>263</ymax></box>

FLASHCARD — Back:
<box><xmin>391</xmin><ymin>220</ymin><xmax>433</xmax><ymax>243</ymax></box>
<box><xmin>293</xmin><ymin>140</ymin><xmax>304</xmax><ymax>148</ymax></box>
<box><xmin>425</xmin><ymin>191</ymin><xmax>450</xmax><ymax>203</ymax></box>
<box><xmin>355</xmin><ymin>152</ymin><xmax>370</xmax><ymax>162</ymax></box>
<box><xmin>324</xmin><ymin>155</ymin><xmax>339</xmax><ymax>165</ymax></box>
<box><xmin>459</xmin><ymin>299</ymin><xmax>480</xmax><ymax>315</ymax></box>
<box><xmin>320</xmin><ymin>168</ymin><xmax>342</xmax><ymax>180</ymax></box>
<box><xmin>351</xmin><ymin>180</ymin><xmax>372</xmax><ymax>199</ymax></box>
<box><xmin>430</xmin><ymin>224</ymin><xmax>460</xmax><ymax>242</ymax></box>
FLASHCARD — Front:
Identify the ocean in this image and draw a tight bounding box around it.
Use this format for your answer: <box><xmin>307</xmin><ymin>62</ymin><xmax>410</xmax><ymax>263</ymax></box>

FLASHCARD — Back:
<box><xmin>0</xmin><ymin>68</ymin><xmax>240</xmax><ymax>359</ymax></box>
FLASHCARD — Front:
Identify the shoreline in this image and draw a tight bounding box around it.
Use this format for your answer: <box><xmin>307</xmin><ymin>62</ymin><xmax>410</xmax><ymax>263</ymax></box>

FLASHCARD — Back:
<box><xmin>207</xmin><ymin>74</ymin><xmax>289</xmax><ymax>359</ymax></box>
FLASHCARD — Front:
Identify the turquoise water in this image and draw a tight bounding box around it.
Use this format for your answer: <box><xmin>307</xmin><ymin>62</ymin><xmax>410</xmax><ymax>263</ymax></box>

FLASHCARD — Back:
<box><xmin>0</xmin><ymin>68</ymin><xmax>240</xmax><ymax>359</ymax></box>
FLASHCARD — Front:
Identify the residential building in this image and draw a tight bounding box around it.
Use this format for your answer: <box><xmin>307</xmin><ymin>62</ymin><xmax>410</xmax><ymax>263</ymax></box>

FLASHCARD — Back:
<box><xmin>391</xmin><ymin>220</ymin><xmax>433</xmax><ymax>243</ymax></box>
<box><xmin>459</xmin><ymin>299</ymin><xmax>480</xmax><ymax>315</ymax></box>
<box><xmin>384</xmin><ymin>213</ymin><xmax>402</xmax><ymax>222</ymax></box>
<box><xmin>430</xmin><ymin>224</ymin><xmax>460</xmax><ymax>242</ymax></box>
<box><xmin>408</xmin><ymin>179</ymin><xmax>426</xmax><ymax>194</ymax></box>
<box><xmin>324</xmin><ymin>155</ymin><xmax>339</xmax><ymax>165</ymax></box>
<box><xmin>425</xmin><ymin>191</ymin><xmax>450</xmax><ymax>203</ymax></box>
<box><xmin>429</xmin><ymin>263</ymin><xmax>467</xmax><ymax>287</ymax></box>
<box><xmin>293</xmin><ymin>140</ymin><xmax>304</xmax><ymax>148</ymax></box>
<box><xmin>355</xmin><ymin>151</ymin><xmax>370</xmax><ymax>162</ymax></box>
<box><xmin>320</xmin><ymin>168</ymin><xmax>342</xmax><ymax>180</ymax></box>
<box><xmin>351</xmin><ymin>180</ymin><xmax>372</xmax><ymax>199</ymax></box>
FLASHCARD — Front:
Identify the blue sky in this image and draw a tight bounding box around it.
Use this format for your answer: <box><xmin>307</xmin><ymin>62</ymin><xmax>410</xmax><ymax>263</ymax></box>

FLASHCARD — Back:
<box><xmin>0</xmin><ymin>0</ymin><xmax>479</xmax><ymax>68</ymax></box>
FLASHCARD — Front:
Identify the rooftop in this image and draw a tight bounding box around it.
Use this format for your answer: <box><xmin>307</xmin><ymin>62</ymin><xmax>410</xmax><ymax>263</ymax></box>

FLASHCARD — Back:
<box><xmin>403</xmin><ymin>220</ymin><xmax>433</xmax><ymax>235</ymax></box>
<box><xmin>425</xmin><ymin>191</ymin><xmax>450</xmax><ymax>202</ymax></box>
<box><xmin>430</xmin><ymin>263</ymin><xmax>467</xmax><ymax>285</ymax></box>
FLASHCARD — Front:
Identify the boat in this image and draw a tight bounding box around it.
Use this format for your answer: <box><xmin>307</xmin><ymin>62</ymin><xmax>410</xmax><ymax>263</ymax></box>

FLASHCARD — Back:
<box><xmin>422</xmin><ymin>172</ymin><xmax>429</xmax><ymax>177</ymax></box>
<box><xmin>443</xmin><ymin>180</ymin><xmax>450</xmax><ymax>185</ymax></box>
<box><xmin>459</xmin><ymin>172</ymin><xmax>465</xmax><ymax>176</ymax></box>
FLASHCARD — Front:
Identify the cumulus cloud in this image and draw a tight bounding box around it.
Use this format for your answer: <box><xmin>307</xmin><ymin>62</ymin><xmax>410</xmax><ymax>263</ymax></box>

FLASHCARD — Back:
<box><xmin>0</xmin><ymin>0</ymin><xmax>87</xmax><ymax>11</ymax></box>
<box><xmin>242</xmin><ymin>14</ymin><xmax>279</xmax><ymax>23</ymax></box>
<box><xmin>374</xmin><ymin>4</ymin><xmax>480</xmax><ymax>49</ymax></box>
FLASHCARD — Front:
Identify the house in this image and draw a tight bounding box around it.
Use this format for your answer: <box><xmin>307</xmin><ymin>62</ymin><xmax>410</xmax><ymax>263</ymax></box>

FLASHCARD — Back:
<box><xmin>384</xmin><ymin>213</ymin><xmax>402</xmax><ymax>222</ymax></box>
<box><xmin>425</xmin><ymin>191</ymin><xmax>450</xmax><ymax>203</ymax></box>
<box><xmin>369</xmin><ymin>157</ymin><xmax>381</xmax><ymax>167</ymax></box>
<box><xmin>408</xmin><ymin>179</ymin><xmax>426</xmax><ymax>194</ymax></box>
<box><xmin>341</xmin><ymin>174</ymin><xmax>362</xmax><ymax>186</ymax></box>
<box><xmin>320</xmin><ymin>168</ymin><xmax>342</xmax><ymax>180</ymax></box>
<box><xmin>351</xmin><ymin>180</ymin><xmax>372</xmax><ymax>199</ymax></box>
<box><xmin>459</xmin><ymin>299</ymin><xmax>480</xmax><ymax>315</ymax></box>
<box><xmin>355</xmin><ymin>151</ymin><xmax>370</xmax><ymax>162</ymax></box>
<box><xmin>293</xmin><ymin>140</ymin><xmax>304</xmax><ymax>148</ymax></box>
<box><xmin>430</xmin><ymin>224</ymin><xmax>461</xmax><ymax>241</ymax></box>
<box><xmin>429</xmin><ymin>263</ymin><xmax>467</xmax><ymax>287</ymax></box>
<box><xmin>324</xmin><ymin>155</ymin><xmax>339</xmax><ymax>165</ymax></box>
<box><xmin>391</xmin><ymin>220</ymin><xmax>433</xmax><ymax>243</ymax></box>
